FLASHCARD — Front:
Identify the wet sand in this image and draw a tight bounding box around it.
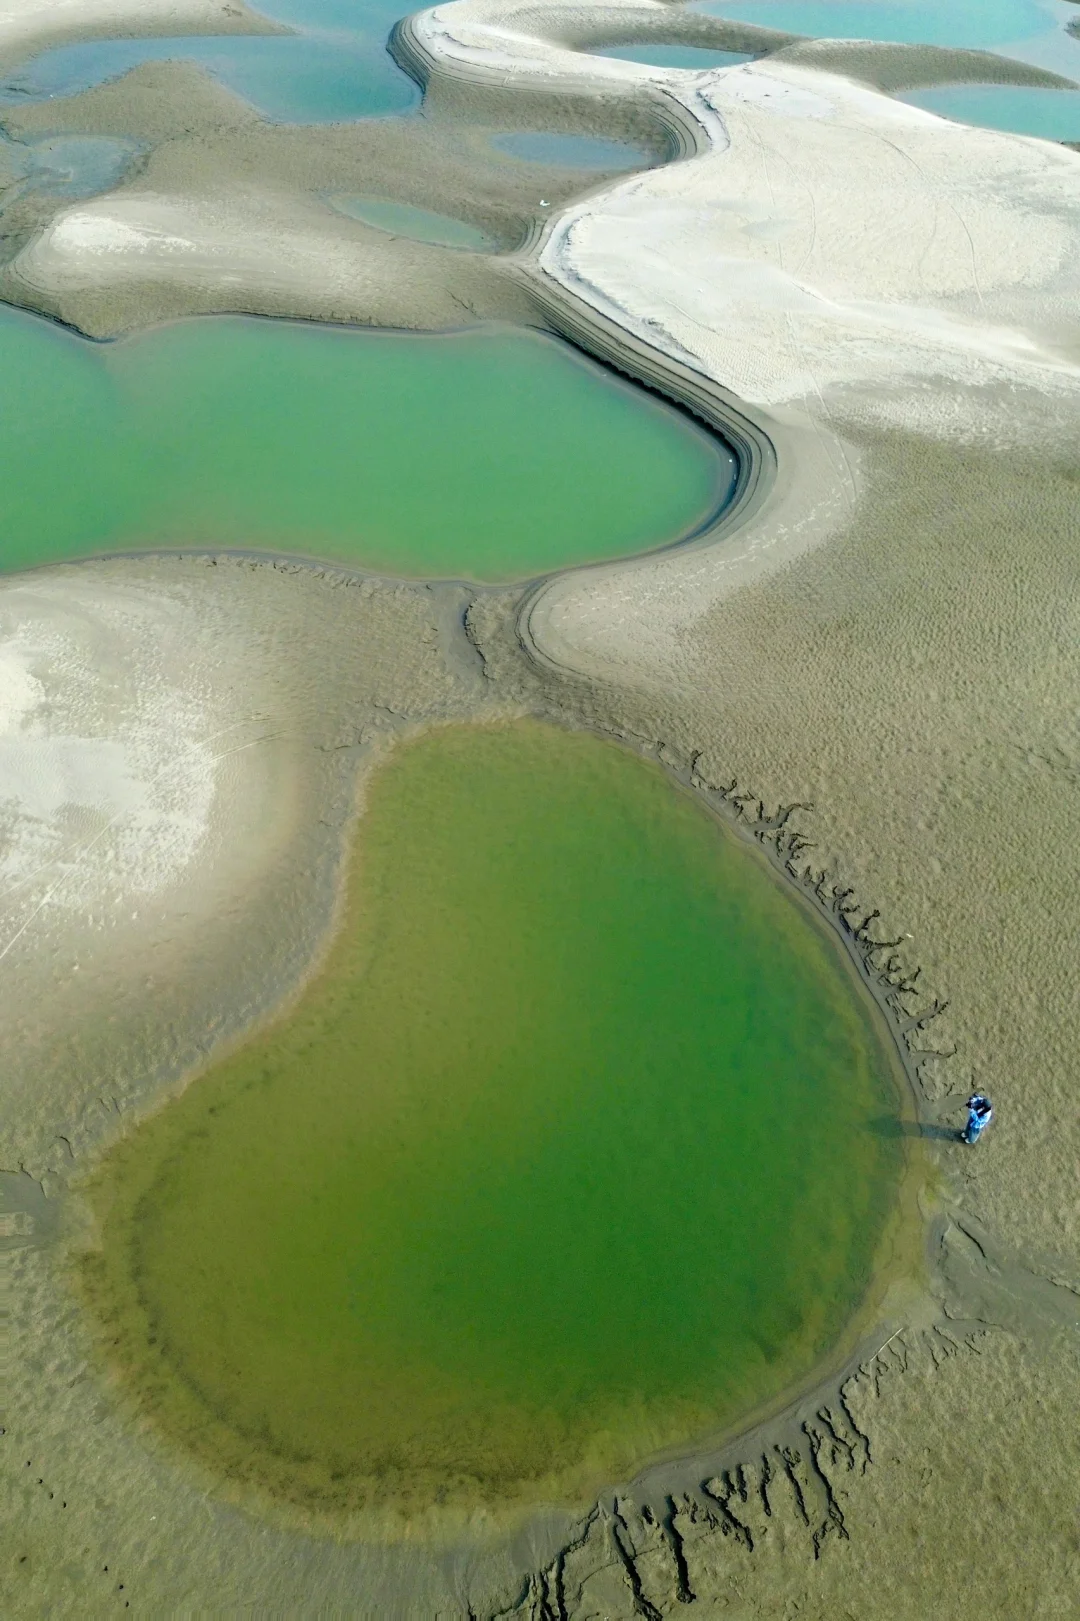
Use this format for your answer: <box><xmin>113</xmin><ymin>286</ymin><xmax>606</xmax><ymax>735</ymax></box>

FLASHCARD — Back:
<box><xmin>3</xmin><ymin>1</ymin><xmax>1080</xmax><ymax>1617</ymax></box>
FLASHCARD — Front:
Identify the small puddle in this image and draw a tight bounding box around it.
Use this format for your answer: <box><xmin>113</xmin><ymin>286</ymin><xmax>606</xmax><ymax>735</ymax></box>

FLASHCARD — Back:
<box><xmin>325</xmin><ymin>193</ymin><xmax>494</xmax><ymax>250</ymax></box>
<box><xmin>592</xmin><ymin>43</ymin><xmax>756</xmax><ymax>69</ymax></box>
<box><xmin>0</xmin><ymin>307</ymin><xmax>733</xmax><ymax>581</ymax></box>
<box><xmin>78</xmin><ymin>720</ymin><xmax>908</xmax><ymax>1518</ymax></box>
<box><xmin>492</xmin><ymin>130</ymin><xmax>651</xmax><ymax>168</ymax></box>
<box><xmin>899</xmin><ymin>81</ymin><xmax>1080</xmax><ymax>138</ymax></box>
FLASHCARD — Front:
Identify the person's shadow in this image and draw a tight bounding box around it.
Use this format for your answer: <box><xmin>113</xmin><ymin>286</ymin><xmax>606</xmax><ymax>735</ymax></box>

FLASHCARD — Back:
<box><xmin>868</xmin><ymin>1115</ymin><xmax>959</xmax><ymax>1142</ymax></box>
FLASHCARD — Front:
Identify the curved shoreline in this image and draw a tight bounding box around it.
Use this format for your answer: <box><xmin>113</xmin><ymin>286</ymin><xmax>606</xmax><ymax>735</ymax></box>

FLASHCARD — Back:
<box><xmin>69</xmin><ymin>716</ymin><xmax>918</xmax><ymax>1539</ymax></box>
<box><xmin>395</xmin><ymin>2</ymin><xmax>864</xmax><ymax>643</ymax></box>
<box><xmin>4</xmin><ymin>3</ymin><xmax>1080</xmax><ymax>1616</ymax></box>
<box><xmin>400</xmin><ymin>1</ymin><xmax>1080</xmax><ymax>692</ymax></box>
<box><xmin>0</xmin><ymin>302</ymin><xmax>738</xmax><ymax>586</ymax></box>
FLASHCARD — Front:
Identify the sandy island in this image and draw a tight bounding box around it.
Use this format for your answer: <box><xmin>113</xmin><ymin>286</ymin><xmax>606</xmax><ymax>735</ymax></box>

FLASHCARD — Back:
<box><xmin>3</xmin><ymin>0</ymin><xmax>1080</xmax><ymax>1616</ymax></box>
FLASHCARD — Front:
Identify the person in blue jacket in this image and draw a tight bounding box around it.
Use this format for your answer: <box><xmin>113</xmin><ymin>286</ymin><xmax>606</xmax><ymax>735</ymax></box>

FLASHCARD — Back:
<box><xmin>962</xmin><ymin>1093</ymin><xmax>993</xmax><ymax>1145</ymax></box>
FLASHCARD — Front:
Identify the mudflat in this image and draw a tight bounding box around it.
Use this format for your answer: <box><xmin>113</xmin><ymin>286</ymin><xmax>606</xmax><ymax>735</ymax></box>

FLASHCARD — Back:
<box><xmin>3</xmin><ymin>0</ymin><xmax>1080</xmax><ymax>1616</ymax></box>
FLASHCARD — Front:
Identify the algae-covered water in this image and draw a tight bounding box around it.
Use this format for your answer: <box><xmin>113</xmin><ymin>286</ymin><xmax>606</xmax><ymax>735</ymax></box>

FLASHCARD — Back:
<box><xmin>82</xmin><ymin>722</ymin><xmax>904</xmax><ymax>1516</ymax></box>
<box><xmin>0</xmin><ymin>308</ymin><xmax>731</xmax><ymax>581</ymax></box>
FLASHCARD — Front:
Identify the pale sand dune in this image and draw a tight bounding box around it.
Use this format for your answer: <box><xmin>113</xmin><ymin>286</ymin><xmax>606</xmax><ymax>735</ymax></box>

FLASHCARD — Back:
<box><xmin>0</xmin><ymin>579</ymin><xmax>221</xmax><ymax>912</ymax></box>
<box><xmin>0</xmin><ymin>54</ymin><xmax>601</xmax><ymax>334</ymax></box>
<box><xmin>0</xmin><ymin>169</ymin><xmax>542</xmax><ymax>333</ymax></box>
<box><xmin>545</xmin><ymin>69</ymin><xmax>1080</xmax><ymax>408</ymax></box>
<box><xmin>0</xmin><ymin>566</ymin><xmax>298</xmax><ymax>1175</ymax></box>
<box><xmin>412</xmin><ymin>0</ymin><xmax>1080</xmax><ymax>642</ymax></box>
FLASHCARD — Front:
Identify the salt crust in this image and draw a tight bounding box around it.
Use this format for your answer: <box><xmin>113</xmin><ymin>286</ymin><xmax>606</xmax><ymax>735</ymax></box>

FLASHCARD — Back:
<box><xmin>0</xmin><ymin>578</ymin><xmax>219</xmax><ymax>958</ymax></box>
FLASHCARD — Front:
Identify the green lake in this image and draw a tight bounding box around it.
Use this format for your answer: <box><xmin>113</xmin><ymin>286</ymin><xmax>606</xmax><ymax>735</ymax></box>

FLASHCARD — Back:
<box><xmin>82</xmin><ymin>722</ymin><xmax>906</xmax><ymax>1517</ymax></box>
<box><xmin>0</xmin><ymin>308</ymin><xmax>731</xmax><ymax>582</ymax></box>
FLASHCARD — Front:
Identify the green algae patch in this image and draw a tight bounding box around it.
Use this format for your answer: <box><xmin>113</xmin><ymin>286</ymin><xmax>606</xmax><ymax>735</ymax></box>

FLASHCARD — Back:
<box><xmin>0</xmin><ymin>308</ymin><xmax>732</xmax><ymax>583</ymax></box>
<box><xmin>80</xmin><ymin>722</ymin><xmax>904</xmax><ymax>1519</ymax></box>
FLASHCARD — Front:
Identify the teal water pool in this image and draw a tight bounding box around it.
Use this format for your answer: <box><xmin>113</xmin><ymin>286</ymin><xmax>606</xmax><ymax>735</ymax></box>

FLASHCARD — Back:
<box><xmin>0</xmin><ymin>307</ymin><xmax>735</xmax><ymax>581</ymax></box>
<box><xmin>491</xmin><ymin>130</ymin><xmax>651</xmax><ymax>167</ymax></box>
<box><xmin>899</xmin><ymin>80</ymin><xmax>1080</xmax><ymax>138</ymax></box>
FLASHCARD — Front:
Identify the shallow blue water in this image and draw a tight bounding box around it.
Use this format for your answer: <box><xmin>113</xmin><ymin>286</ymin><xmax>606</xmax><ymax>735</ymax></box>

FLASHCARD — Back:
<box><xmin>0</xmin><ymin>34</ymin><xmax>416</xmax><ymax>122</ymax></box>
<box><xmin>693</xmin><ymin>0</ymin><xmax>1080</xmax><ymax>81</ymax></box>
<box><xmin>325</xmin><ymin>193</ymin><xmax>494</xmax><ymax>249</ymax></box>
<box><xmin>0</xmin><ymin>0</ymin><xmax>418</xmax><ymax>123</ymax></box>
<box><xmin>900</xmin><ymin>81</ymin><xmax>1080</xmax><ymax>138</ymax></box>
<box><xmin>0</xmin><ymin>131</ymin><xmax>140</xmax><ymax>203</ymax></box>
<box><xmin>492</xmin><ymin>131</ymin><xmax>649</xmax><ymax>168</ymax></box>
<box><xmin>593</xmin><ymin>44</ymin><xmax>756</xmax><ymax>69</ymax></box>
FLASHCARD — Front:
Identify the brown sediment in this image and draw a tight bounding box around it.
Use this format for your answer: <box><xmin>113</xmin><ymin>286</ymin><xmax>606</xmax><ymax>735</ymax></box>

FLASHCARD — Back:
<box><xmin>0</xmin><ymin>62</ymin><xmax>563</xmax><ymax>336</ymax></box>
<box><xmin>529</xmin><ymin>2</ymin><xmax>800</xmax><ymax>62</ymax></box>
